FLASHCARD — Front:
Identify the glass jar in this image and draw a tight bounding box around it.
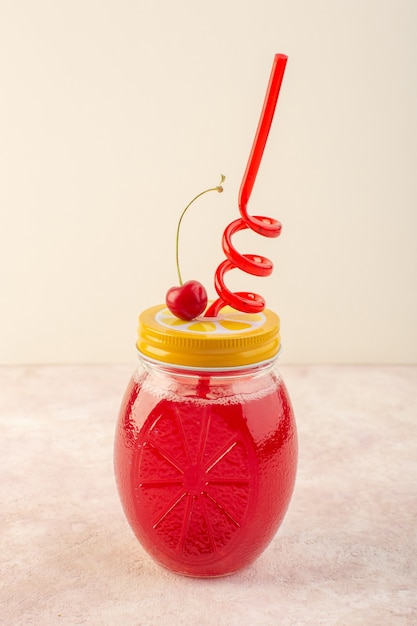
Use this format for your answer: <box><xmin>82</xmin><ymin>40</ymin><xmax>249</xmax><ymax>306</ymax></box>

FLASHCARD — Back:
<box><xmin>114</xmin><ymin>304</ymin><xmax>297</xmax><ymax>577</ymax></box>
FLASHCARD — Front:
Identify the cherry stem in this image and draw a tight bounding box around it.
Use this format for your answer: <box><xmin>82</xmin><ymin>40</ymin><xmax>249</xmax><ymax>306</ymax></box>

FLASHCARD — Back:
<box><xmin>175</xmin><ymin>174</ymin><xmax>225</xmax><ymax>285</ymax></box>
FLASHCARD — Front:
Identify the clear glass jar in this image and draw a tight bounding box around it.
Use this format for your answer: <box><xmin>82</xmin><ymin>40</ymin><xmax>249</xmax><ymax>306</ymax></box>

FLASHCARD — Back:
<box><xmin>114</xmin><ymin>305</ymin><xmax>297</xmax><ymax>577</ymax></box>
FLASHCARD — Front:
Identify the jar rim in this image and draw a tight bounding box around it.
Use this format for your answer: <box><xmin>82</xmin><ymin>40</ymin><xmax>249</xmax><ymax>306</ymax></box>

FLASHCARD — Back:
<box><xmin>137</xmin><ymin>349</ymin><xmax>280</xmax><ymax>373</ymax></box>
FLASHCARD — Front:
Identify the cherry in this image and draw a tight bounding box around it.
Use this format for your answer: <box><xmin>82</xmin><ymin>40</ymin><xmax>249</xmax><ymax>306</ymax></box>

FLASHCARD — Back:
<box><xmin>165</xmin><ymin>175</ymin><xmax>225</xmax><ymax>320</ymax></box>
<box><xmin>166</xmin><ymin>280</ymin><xmax>208</xmax><ymax>321</ymax></box>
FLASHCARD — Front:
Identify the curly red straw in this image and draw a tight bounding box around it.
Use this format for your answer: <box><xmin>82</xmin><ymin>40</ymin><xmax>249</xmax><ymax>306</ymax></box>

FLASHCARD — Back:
<box><xmin>205</xmin><ymin>54</ymin><xmax>288</xmax><ymax>317</ymax></box>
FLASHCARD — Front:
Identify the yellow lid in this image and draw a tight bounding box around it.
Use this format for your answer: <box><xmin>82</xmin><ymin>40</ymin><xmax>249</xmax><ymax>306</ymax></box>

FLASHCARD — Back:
<box><xmin>136</xmin><ymin>304</ymin><xmax>281</xmax><ymax>368</ymax></box>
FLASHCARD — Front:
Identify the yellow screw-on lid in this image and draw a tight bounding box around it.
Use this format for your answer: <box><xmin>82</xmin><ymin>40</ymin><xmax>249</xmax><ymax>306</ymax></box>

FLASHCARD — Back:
<box><xmin>136</xmin><ymin>304</ymin><xmax>281</xmax><ymax>368</ymax></box>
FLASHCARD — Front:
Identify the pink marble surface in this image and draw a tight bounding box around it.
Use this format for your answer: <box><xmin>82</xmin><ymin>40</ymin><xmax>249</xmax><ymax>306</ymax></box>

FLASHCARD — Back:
<box><xmin>1</xmin><ymin>365</ymin><xmax>416</xmax><ymax>625</ymax></box>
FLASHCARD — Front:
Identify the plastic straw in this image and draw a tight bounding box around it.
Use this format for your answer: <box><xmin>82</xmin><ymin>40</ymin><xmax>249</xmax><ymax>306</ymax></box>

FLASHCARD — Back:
<box><xmin>238</xmin><ymin>54</ymin><xmax>288</xmax><ymax>212</ymax></box>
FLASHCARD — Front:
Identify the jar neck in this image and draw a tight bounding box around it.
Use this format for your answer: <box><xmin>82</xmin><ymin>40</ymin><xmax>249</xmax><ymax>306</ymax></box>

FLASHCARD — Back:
<box><xmin>137</xmin><ymin>352</ymin><xmax>278</xmax><ymax>379</ymax></box>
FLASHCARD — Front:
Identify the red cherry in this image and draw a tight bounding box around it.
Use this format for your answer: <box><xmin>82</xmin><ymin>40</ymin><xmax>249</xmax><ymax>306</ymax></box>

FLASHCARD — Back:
<box><xmin>166</xmin><ymin>280</ymin><xmax>208</xmax><ymax>320</ymax></box>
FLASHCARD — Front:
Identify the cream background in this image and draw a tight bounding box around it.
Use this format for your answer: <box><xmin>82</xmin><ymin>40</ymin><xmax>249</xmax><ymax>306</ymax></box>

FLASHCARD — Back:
<box><xmin>1</xmin><ymin>0</ymin><xmax>416</xmax><ymax>365</ymax></box>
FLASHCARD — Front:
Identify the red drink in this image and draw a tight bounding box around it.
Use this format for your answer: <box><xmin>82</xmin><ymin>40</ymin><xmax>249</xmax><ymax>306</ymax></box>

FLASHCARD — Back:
<box><xmin>114</xmin><ymin>54</ymin><xmax>294</xmax><ymax>577</ymax></box>
<box><xmin>114</xmin><ymin>357</ymin><xmax>297</xmax><ymax>577</ymax></box>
